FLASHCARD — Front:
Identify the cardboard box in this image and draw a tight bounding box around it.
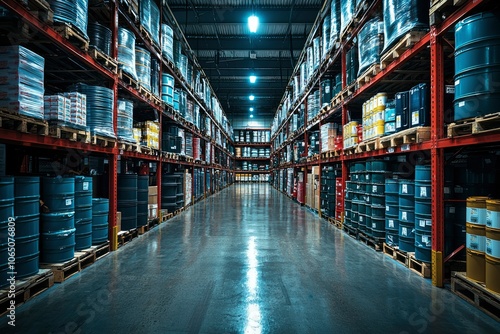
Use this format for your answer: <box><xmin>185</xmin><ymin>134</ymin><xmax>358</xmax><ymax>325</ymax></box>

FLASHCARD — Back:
<box><xmin>116</xmin><ymin>211</ymin><xmax>122</xmax><ymax>231</ymax></box>
<box><xmin>148</xmin><ymin>186</ymin><xmax>157</xmax><ymax>204</ymax></box>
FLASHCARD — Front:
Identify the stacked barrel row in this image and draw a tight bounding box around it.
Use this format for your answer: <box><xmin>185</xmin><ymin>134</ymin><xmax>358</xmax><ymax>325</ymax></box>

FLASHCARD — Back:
<box><xmin>344</xmin><ymin>160</ymin><xmax>388</xmax><ymax>239</ymax></box>
<box><xmin>466</xmin><ymin>197</ymin><xmax>500</xmax><ymax>293</ymax></box>
<box><xmin>118</xmin><ymin>174</ymin><xmax>149</xmax><ymax>231</ymax></box>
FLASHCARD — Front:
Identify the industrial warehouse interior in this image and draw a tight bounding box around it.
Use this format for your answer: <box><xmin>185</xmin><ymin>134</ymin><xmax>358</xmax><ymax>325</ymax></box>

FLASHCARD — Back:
<box><xmin>0</xmin><ymin>0</ymin><xmax>500</xmax><ymax>332</ymax></box>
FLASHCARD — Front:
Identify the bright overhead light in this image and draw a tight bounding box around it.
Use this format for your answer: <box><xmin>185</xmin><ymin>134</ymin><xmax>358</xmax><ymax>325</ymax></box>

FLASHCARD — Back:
<box><xmin>249</xmin><ymin>75</ymin><xmax>257</xmax><ymax>83</ymax></box>
<box><xmin>249</xmin><ymin>107</ymin><xmax>254</xmax><ymax>112</ymax></box>
<box><xmin>250</xmin><ymin>114</ymin><xmax>254</xmax><ymax>118</ymax></box>
<box><xmin>249</xmin><ymin>95</ymin><xmax>255</xmax><ymax>101</ymax></box>
<box><xmin>248</xmin><ymin>15</ymin><xmax>259</xmax><ymax>33</ymax></box>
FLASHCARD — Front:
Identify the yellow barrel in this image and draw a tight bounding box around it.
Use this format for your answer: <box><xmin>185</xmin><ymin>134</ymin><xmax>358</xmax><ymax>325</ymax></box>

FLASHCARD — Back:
<box><xmin>235</xmin><ymin>147</ymin><xmax>241</xmax><ymax>158</ymax></box>
<box><xmin>374</xmin><ymin>123</ymin><xmax>385</xmax><ymax>137</ymax></box>
<box><xmin>486</xmin><ymin>226</ymin><xmax>500</xmax><ymax>293</ymax></box>
<box><xmin>466</xmin><ymin>222</ymin><xmax>486</xmax><ymax>281</ymax></box>
<box><xmin>467</xmin><ymin>196</ymin><xmax>489</xmax><ymax>225</ymax></box>
<box><xmin>375</xmin><ymin>92</ymin><xmax>387</xmax><ymax>110</ymax></box>
<box><xmin>486</xmin><ymin>199</ymin><xmax>500</xmax><ymax>229</ymax></box>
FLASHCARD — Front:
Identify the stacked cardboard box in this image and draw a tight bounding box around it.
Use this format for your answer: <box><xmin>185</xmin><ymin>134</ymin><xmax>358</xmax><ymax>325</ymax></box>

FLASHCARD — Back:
<box><xmin>320</xmin><ymin>122</ymin><xmax>339</xmax><ymax>152</ymax></box>
<box><xmin>44</xmin><ymin>95</ymin><xmax>70</xmax><ymax>122</ymax></box>
<box><xmin>63</xmin><ymin>92</ymin><xmax>87</xmax><ymax>127</ymax></box>
<box><xmin>148</xmin><ymin>186</ymin><xmax>157</xmax><ymax>219</ymax></box>
<box><xmin>137</xmin><ymin>121</ymin><xmax>160</xmax><ymax>149</ymax></box>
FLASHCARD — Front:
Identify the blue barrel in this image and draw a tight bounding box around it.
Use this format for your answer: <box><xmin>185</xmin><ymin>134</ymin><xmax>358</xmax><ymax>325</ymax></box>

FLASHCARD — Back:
<box><xmin>42</xmin><ymin>177</ymin><xmax>75</xmax><ymax>212</ymax></box>
<box><xmin>16</xmin><ymin>214</ymin><xmax>39</xmax><ymax>236</ymax></box>
<box><xmin>386</xmin><ymin>230</ymin><xmax>399</xmax><ymax>247</ymax></box>
<box><xmin>0</xmin><ymin>220</ymin><xmax>8</xmax><ymax>284</ymax></box>
<box><xmin>371</xmin><ymin>183</ymin><xmax>385</xmax><ymax>195</ymax></box>
<box><xmin>385</xmin><ymin>178</ymin><xmax>399</xmax><ymax>195</ymax></box>
<box><xmin>137</xmin><ymin>175</ymin><xmax>149</xmax><ymax>227</ymax></box>
<box><xmin>162</xmin><ymin>73</ymin><xmax>175</xmax><ymax>106</ymax></box>
<box><xmin>399</xmin><ymin>179</ymin><xmax>415</xmax><ymax>208</ymax></box>
<box><xmin>386</xmin><ymin>217</ymin><xmax>399</xmax><ymax>231</ymax></box>
<box><xmin>399</xmin><ymin>207</ymin><xmax>415</xmax><ymax>223</ymax></box>
<box><xmin>454</xmin><ymin>12</ymin><xmax>500</xmax><ymax>121</ymax></box>
<box><xmin>399</xmin><ymin>221</ymin><xmax>415</xmax><ymax>253</ymax></box>
<box><xmin>345</xmin><ymin>199</ymin><xmax>352</xmax><ymax>210</ymax></box>
<box><xmin>41</xmin><ymin>212</ymin><xmax>74</xmax><ymax>232</ymax></box>
<box><xmin>0</xmin><ymin>176</ymin><xmax>14</xmax><ymax>222</ymax></box>
<box><xmin>415</xmin><ymin>216</ymin><xmax>432</xmax><ymax>233</ymax></box>
<box><xmin>364</xmin><ymin>215</ymin><xmax>372</xmax><ymax>235</ymax></box>
<box><xmin>415</xmin><ymin>165</ymin><xmax>431</xmax><ymax>181</ymax></box>
<box><xmin>118</xmin><ymin>174</ymin><xmax>137</xmax><ymax>230</ymax></box>
<box><xmin>415</xmin><ymin>230</ymin><xmax>432</xmax><ymax>262</ymax></box>
<box><xmin>14</xmin><ymin>176</ymin><xmax>40</xmax><ymax>197</ymax></box>
<box><xmin>92</xmin><ymin>198</ymin><xmax>108</xmax><ymax>245</ymax></box>
<box><xmin>371</xmin><ymin>195</ymin><xmax>384</xmax><ymax>207</ymax></box>
<box><xmin>75</xmin><ymin>176</ymin><xmax>93</xmax><ymax>250</ymax></box>
<box><xmin>41</xmin><ymin>228</ymin><xmax>76</xmax><ymax>263</ymax></box>
<box><xmin>370</xmin><ymin>160</ymin><xmax>387</xmax><ymax>172</ymax></box>
<box><xmin>386</xmin><ymin>202</ymin><xmax>398</xmax><ymax>216</ymax></box>
<box><xmin>358</xmin><ymin>203</ymin><xmax>366</xmax><ymax>215</ymax></box>
<box><xmin>372</xmin><ymin>172</ymin><xmax>386</xmax><ymax>184</ymax></box>
<box><xmin>15</xmin><ymin>234</ymin><xmax>39</xmax><ymax>278</ymax></box>
<box><xmin>371</xmin><ymin>217</ymin><xmax>385</xmax><ymax>239</ymax></box>
<box><xmin>415</xmin><ymin>200</ymin><xmax>431</xmax><ymax>216</ymax></box>
<box><xmin>415</xmin><ymin>181</ymin><xmax>431</xmax><ymax>200</ymax></box>
<box><xmin>372</xmin><ymin>205</ymin><xmax>385</xmax><ymax>218</ymax></box>
<box><xmin>358</xmin><ymin>214</ymin><xmax>366</xmax><ymax>233</ymax></box>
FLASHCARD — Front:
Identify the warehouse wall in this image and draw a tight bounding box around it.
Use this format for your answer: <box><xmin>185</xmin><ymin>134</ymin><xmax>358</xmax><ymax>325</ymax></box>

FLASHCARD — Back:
<box><xmin>231</xmin><ymin>116</ymin><xmax>273</xmax><ymax>129</ymax></box>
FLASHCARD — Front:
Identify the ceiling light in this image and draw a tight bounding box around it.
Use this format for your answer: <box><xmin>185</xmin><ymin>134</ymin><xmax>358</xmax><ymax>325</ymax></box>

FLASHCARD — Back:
<box><xmin>248</xmin><ymin>15</ymin><xmax>259</xmax><ymax>33</ymax></box>
<box><xmin>250</xmin><ymin>114</ymin><xmax>254</xmax><ymax>118</ymax></box>
<box><xmin>249</xmin><ymin>75</ymin><xmax>257</xmax><ymax>83</ymax></box>
<box><xmin>249</xmin><ymin>95</ymin><xmax>255</xmax><ymax>101</ymax></box>
<box><xmin>249</xmin><ymin>107</ymin><xmax>254</xmax><ymax>112</ymax></box>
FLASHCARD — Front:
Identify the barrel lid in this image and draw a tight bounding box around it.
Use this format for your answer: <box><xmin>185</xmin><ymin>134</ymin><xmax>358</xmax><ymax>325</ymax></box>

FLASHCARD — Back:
<box><xmin>467</xmin><ymin>196</ymin><xmax>489</xmax><ymax>208</ymax></box>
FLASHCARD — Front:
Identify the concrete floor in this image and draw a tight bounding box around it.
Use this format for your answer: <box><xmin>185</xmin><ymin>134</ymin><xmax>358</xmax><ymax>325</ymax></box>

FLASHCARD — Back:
<box><xmin>1</xmin><ymin>183</ymin><xmax>499</xmax><ymax>333</ymax></box>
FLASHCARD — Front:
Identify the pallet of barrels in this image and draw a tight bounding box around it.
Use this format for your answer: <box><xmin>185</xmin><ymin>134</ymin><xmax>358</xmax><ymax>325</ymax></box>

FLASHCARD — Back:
<box><xmin>451</xmin><ymin>197</ymin><xmax>500</xmax><ymax>320</ymax></box>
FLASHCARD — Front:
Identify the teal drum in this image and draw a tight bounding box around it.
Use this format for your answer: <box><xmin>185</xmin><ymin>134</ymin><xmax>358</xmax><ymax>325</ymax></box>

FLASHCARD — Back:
<box><xmin>42</xmin><ymin>177</ymin><xmax>75</xmax><ymax>213</ymax></box>
<box><xmin>118</xmin><ymin>174</ymin><xmax>137</xmax><ymax>230</ymax></box>
<box><xmin>41</xmin><ymin>228</ymin><xmax>76</xmax><ymax>263</ymax></box>
<box><xmin>399</xmin><ymin>221</ymin><xmax>415</xmax><ymax>253</ymax></box>
<box><xmin>0</xmin><ymin>177</ymin><xmax>14</xmax><ymax>222</ymax></box>
<box><xmin>14</xmin><ymin>176</ymin><xmax>40</xmax><ymax>217</ymax></box>
<box><xmin>415</xmin><ymin>230</ymin><xmax>432</xmax><ymax>263</ymax></box>
<box><xmin>92</xmin><ymin>198</ymin><xmax>108</xmax><ymax>245</ymax></box>
<box><xmin>0</xmin><ymin>220</ymin><xmax>8</xmax><ymax>287</ymax></box>
<box><xmin>75</xmin><ymin>176</ymin><xmax>93</xmax><ymax>250</ymax></box>
<box><xmin>454</xmin><ymin>12</ymin><xmax>500</xmax><ymax>121</ymax></box>
<box><xmin>15</xmin><ymin>233</ymin><xmax>39</xmax><ymax>278</ymax></box>
<box><xmin>371</xmin><ymin>217</ymin><xmax>385</xmax><ymax>239</ymax></box>
<box><xmin>41</xmin><ymin>212</ymin><xmax>75</xmax><ymax>232</ymax></box>
<box><xmin>137</xmin><ymin>175</ymin><xmax>149</xmax><ymax>227</ymax></box>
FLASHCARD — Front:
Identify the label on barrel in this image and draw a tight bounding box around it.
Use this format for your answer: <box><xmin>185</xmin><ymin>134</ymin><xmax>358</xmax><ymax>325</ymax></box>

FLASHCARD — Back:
<box><xmin>388</xmin><ymin>220</ymin><xmax>394</xmax><ymax>228</ymax></box>
<box><xmin>420</xmin><ymin>187</ymin><xmax>427</xmax><ymax>198</ymax></box>
<box><xmin>402</xmin><ymin>184</ymin><xmax>408</xmax><ymax>194</ymax></box>
<box><xmin>66</xmin><ymin>199</ymin><xmax>72</xmax><ymax>206</ymax></box>
<box><xmin>359</xmin><ymin>216</ymin><xmax>363</xmax><ymax>222</ymax></box>
<box><xmin>419</xmin><ymin>219</ymin><xmax>426</xmax><ymax>228</ymax></box>
<box><xmin>83</xmin><ymin>182</ymin><xmax>89</xmax><ymax>191</ymax></box>
<box><xmin>486</xmin><ymin>211</ymin><xmax>491</xmax><ymax>227</ymax></box>
<box><xmin>449</xmin><ymin>206</ymin><xmax>455</xmax><ymax>213</ymax></box>
<box><xmin>402</xmin><ymin>227</ymin><xmax>408</xmax><ymax>236</ymax></box>
<box><xmin>386</xmin><ymin>205</ymin><xmax>390</xmax><ymax>212</ymax></box>
<box><xmin>412</xmin><ymin>111</ymin><xmax>419</xmax><ymax>125</ymax></box>
<box><xmin>372</xmin><ymin>222</ymin><xmax>376</xmax><ymax>229</ymax></box>
<box><xmin>422</xmin><ymin>235</ymin><xmax>429</xmax><ymax>244</ymax></box>
<box><xmin>373</xmin><ymin>185</ymin><xmax>377</xmax><ymax>193</ymax></box>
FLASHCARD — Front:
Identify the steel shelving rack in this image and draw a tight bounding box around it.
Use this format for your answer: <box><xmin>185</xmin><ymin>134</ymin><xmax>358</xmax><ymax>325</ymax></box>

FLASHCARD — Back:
<box><xmin>269</xmin><ymin>0</ymin><xmax>499</xmax><ymax>287</ymax></box>
<box><xmin>0</xmin><ymin>0</ymin><xmax>235</xmax><ymax>250</ymax></box>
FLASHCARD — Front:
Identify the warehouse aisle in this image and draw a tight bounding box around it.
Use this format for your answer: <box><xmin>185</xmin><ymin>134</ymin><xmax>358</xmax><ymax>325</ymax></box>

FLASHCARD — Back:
<box><xmin>1</xmin><ymin>183</ymin><xmax>498</xmax><ymax>333</ymax></box>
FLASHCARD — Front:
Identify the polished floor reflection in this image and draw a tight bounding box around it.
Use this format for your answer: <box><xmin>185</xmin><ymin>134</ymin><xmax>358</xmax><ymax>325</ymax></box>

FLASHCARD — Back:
<box><xmin>1</xmin><ymin>183</ymin><xmax>498</xmax><ymax>333</ymax></box>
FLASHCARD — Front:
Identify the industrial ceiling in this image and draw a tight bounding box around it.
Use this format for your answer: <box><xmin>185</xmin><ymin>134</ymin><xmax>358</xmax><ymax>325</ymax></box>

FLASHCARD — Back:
<box><xmin>168</xmin><ymin>0</ymin><xmax>324</xmax><ymax>126</ymax></box>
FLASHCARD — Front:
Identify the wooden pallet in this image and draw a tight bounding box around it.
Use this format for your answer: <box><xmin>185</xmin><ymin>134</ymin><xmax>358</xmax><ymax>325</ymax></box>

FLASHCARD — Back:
<box><xmin>117</xmin><ymin>140</ymin><xmax>139</xmax><ymax>152</ymax></box>
<box><xmin>40</xmin><ymin>257</ymin><xmax>80</xmax><ymax>283</ymax></box>
<box><xmin>429</xmin><ymin>0</ymin><xmax>467</xmax><ymax>25</ymax></box>
<box><xmin>340</xmin><ymin>17</ymin><xmax>360</xmax><ymax>41</ymax></box>
<box><xmin>139</xmin><ymin>25</ymin><xmax>161</xmax><ymax>52</ymax></box>
<box><xmin>356</xmin><ymin>63</ymin><xmax>381</xmax><ymax>90</ymax></box>
<box><xmin>328</xmin><ymin>217</ymin><xmax>343</xmax><ymax>230</ymax></box>
<box><xmin>343</xmin><ymin>224</ymin><xmax>358</xmax><ymax>239</ymax></box>
<box><xmin>91</xmin><ymin>134</ymin><xmax>116</xmax><ymax>148</ymax></box>
<box><xmin>447</xmin><ymin>113</ymin><xmax>500</xmax><ymax>138</ymax></box>
<box><xmin>379</xmin><ymin>126</ymin><xmax>431</xmax><ymax>148</ymax></box>
<box><xmin>174</xmin><ymin>207</ymin><xmax>185</xmax><ymax>216</ymax></box>
<box><xmin>0</xmin><ymin>109</ymin><xmax>48</xmax><ymax>136</ymax></box>
<box><xmin>451</xmin><ymin>272</ymin><xmax>500</xmax><ymax>322</ymax></box>
<box><xmin>119</xmin><ymin>69</ymin><xmax>139</xmax><ymax>89</ymax></box>
<box><xmin>49</xmin><ymin>124</ymin><xmax>90</xmax><ymax>143</ymax></box>
<box><xmin>383</xmin><ymin>242</ymin><xmax>397</xmax><ymax>258</ymax></box>
<box><xmin>356</xmin><ymin>137</ymin><xmax>382</xmax><ymax>152</ymax></box>
<box><xmin>119</xmin><ymin>0</ymin><xmax>139</xmax><ymax>23</ymax></box>
<box><xmin>358</xmin><ymin>232</ymin><xmax>384</xmax><ymax>251</ymax></box>
<box><xmin>137</xmin><ymin>219</ymin><xmax>159</xmax><ymax>235</ymax></box>
<box><xmin>91</xmin><ymin>241</ymin><xmax>110</xmax><ymax>261</ymax></box>
<box><xmin>380</xmin><ymin>31</ymin><xmax>427</xmax><ymax>70</ymax></box>
<box><xmin>88</xmin><ymin>47</ymin><xmax>118</xmax><ymax>74</ymax></box>
<box><xmin>408</xmin><ymin>254</ymin><xmax>431</xmax><ymax>278</ymax></box>
<box><xmin>53</xmin><ymin>23</ymin><xmax>89</xmax><ymax>51</ymax></box>
<box><xmin>117</xmin><ymin>229</ymin><xmax>139</xmax><ymax>247</ymax></box>
<box><xmin>394</xmin><ymin>249</ymin><xmax>410</xmax><ymax>267</ymax></box>
<box><xmin>25</xmin><ymin>0</ymin><xmax>53</xmax><ymax>23</ymax></box>
<box><xmin>0</xmin><ymin>269</ymin><xmax>54</xmax><ymax>317</ymax></box>
<box><xmin>343</xmin><ymin>146</ymin><xmax>357</xmax><ymax>156</ymax></box>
